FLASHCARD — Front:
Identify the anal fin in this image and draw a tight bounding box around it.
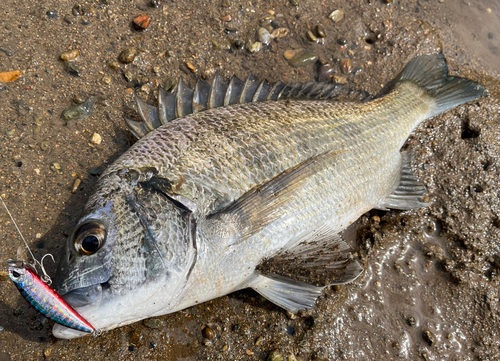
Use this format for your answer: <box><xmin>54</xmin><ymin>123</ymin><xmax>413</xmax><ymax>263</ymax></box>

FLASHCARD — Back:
<box><xmin>249</xmin><ymin>274</ymin><xmax>323</xmax><ymax>313</ymax></box>
<box><xmin>379</xmin><ymin>151</ymin><xmax>430</xmax><ymax>210</ymax></box>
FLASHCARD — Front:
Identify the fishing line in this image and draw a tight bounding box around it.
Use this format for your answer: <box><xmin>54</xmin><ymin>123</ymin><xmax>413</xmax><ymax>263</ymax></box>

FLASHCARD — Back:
<box><xmin>1</xmin><ymin>196</ymin><xmax>53</xmax><ymax>285</ymax></box>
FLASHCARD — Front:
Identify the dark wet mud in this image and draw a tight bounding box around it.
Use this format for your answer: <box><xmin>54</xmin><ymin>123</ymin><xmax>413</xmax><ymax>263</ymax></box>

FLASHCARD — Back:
<box><xmin>0</xmin><ymin>0</ymin><xmax>499</xmax><ymax>360</ymax></box>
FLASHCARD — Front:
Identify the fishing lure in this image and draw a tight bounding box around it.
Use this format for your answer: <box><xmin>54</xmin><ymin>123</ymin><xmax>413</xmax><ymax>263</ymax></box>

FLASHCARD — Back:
<box><xmin>1</xmin><ymin>197</ymin><xmax>97</xmax><ymax>335</ymax></box>
<box><xmin>7</xmin><ymin>260</ymin><xmax>96</xmax><ymax>334</ymax></box>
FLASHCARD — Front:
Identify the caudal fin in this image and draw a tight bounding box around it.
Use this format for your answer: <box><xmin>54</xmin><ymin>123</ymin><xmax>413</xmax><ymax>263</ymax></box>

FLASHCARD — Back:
<box><xmin>397</xmin><ymin>53</ymin><xmax>487</xmax><ymax>117</ymax></box>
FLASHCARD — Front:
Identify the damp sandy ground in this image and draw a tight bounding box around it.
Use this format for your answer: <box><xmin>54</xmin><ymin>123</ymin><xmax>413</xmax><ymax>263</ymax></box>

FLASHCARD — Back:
<box><xmin>0</xmin><ymin>0</ymin><xmax>499</xmax><ymax>360</ymax></box>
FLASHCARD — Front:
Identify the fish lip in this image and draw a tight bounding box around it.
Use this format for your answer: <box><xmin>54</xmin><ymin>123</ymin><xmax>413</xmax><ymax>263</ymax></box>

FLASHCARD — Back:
<box><xmin>61</xmin><ymin>282</ymin><xmax>105</xmax><ymax>308</ymax></box>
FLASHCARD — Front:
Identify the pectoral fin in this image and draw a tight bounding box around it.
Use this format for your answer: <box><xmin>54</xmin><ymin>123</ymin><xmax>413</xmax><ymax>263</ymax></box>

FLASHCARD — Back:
<box><xmin>378</xmin><ymin>151</ymin><xmax>430</xmax><ymax>210</ymax></box>
<box><xmin>250</xmin><ymin>224</ymin><xmax>363</xmax><ymax>312</ymax></box>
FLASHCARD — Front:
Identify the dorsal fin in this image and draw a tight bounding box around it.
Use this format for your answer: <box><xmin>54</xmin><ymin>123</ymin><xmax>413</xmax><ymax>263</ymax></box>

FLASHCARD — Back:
<box><xmin>128</xmin><ymin>74</ymin><xmax>372</xmax><ymax>139</ymax></box>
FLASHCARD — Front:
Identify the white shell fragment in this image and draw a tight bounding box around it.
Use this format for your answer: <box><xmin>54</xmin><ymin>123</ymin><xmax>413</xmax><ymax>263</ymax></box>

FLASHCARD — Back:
<box><xmin>329</xmin><ymin>9</ymin><xmax>344</xmax><ymax>23</ymax></box>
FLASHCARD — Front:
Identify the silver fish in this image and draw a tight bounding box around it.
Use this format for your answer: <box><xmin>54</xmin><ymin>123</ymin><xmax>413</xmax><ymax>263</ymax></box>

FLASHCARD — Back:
<box><xmin>52</xmin><ymin>54</ymin><xmax>486</xmax><ymax>338</ymax></box>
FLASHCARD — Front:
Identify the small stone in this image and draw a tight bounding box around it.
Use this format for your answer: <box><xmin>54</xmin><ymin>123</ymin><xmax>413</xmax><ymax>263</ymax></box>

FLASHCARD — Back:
<box><xmin>257</xmin><ymin>27</ymin><xmax>272</xmax><ymax>45</ymax></box>
<box><xmin>133</xmin><ymin>14</ymin><xmax>150</xmax><ymax>31</ymax></box>
<box><xmin>337</xmin><ymin>38</ymin><xmax>348</xmax><ymax>46</ymax></box>
<box><xmin>123</xmin><ymin>71</ymin><xmax>134</xmax><ymax>82</ymax></box>
<box><xmin>286</xmin><ymin>310</ymin><xmax>298</xmax><ymax>319</ymax></box>
<box><xmin>306</xmin><ymin>30</ymin><xmax>318</xmax><ymax>43</ymax></box>
<box><xmin>72</xmin><ymin>4</ymin><xmax>84</xmax><ymax>16</ymax></box>
<box><xmin>371</xmin><ymin>215</ymin><xmax>380</xmax><ymax>223</ymax></box>
<box><xmin>246</xmin><ymin>349</ymin><xmax>254</xmax><ymax>356</ymax></box>
<box><xmin>333</xmin><ymin>75</ymin><xmax>347</xmax><ymax>84</ymax></box>
<box><xmin>60</xmin><ymin>49</ymin><xmax>80</xmax><ymax>61</ymax></box>
<box><xmin>255</xmin><ymin>336</ymin><xmax>264</xmax><ymax>345</ymax></box>
<box><xmin>289</xmin><ymin>0</ymin><xmax>299</xmax><ymax>6</ymax></box>
<box><xmin>119</xmin><ymin>48</ymin><xmax>138</xmax><ymax>64</ymax></box>
<box><xmin>407</xmin><ymin>316</ymin><xmax>416</xmax><ymax>327</ymax></box>
<box><xmin>108</xmin><ymin>61</ymin><xmax>120</xmax><ymax>70</ymax></box>
<box><xmin>143</xmin><ymin>318</ymin><xmax>166</xmax><ymax>329</ymax></box>
<box><xmin>318</xmin><ymin>63</ymin><xmax>335</xmax><ymax>82</ymax></box>
<box><xmin>71</xmin><ymin>178</ymin><xmax>81</xmax><ymax>194</ymax></box>
<box><xmin>40</xmin><ymin>141</ymin><xmax>50</xmax><ymax>151</ymax></box>
<box><xmin>271</xmin><ymin>28</ymin><xmax>289</xmax><ymax>39</ymax></box>
<box><xmin>202</xmin><ymin>326</ymin><xmax>216</xmax><ymax>340</ymax></box>
<box><xmin>0</xmin><ymin>70</ymin><xmax>22</xmax><ymax>83</ymax></box>
<box><xmin>288</xmin><ymin>53</ymin><xmax>318</xmax><ymax>68</ymax></box>
<box><xmin>185</xmin><ymin>61</ymin><xmax>197</xmax><ymax>73</ymax></box>
<box><xmin>328</xmin><ymin>9</ymin><xmax>344</xmax><ymax>23</ymax></box>
<box><xmin>63</xmin><ymin>15</ymin><xmax>74</xmax><ymax>24</ymax></box>
<box><xmin>315</xmin><ymin>25</ymin><xmax>326</xmax><ymax>38</ymax></box>
<box><xmin>221</xmin><ymin>344</ymin><xmax>229</xmax><ymax>352</ymax></box>
<box><xmin>340</xmin><ymin>58</ymin><xmax>353</xmax><ymax>74</ymax></box>
<box><xmin>246</xmin><ymin>41</ymin><xmax>262</xmax><ymax>53</ymax></box>
<box><xmin>64</xmin><ymin>62</ymin><xmax>81</xmax><ymax>77</ymax></box>
<box><xmin>150</xmin><ymin>0</ymin><xmax>163</xmax><ymax>7</ymax></box>
<box><xmin>43</xmin><ymin>349</ymin><xmax>52</xmax><ymax>358</ymax></box>
<box><xmin>283</xmin><ymin>49</ymin><xmax>300</xmax><ymax>60</ymax></box>
<box><xmin>50</xmin><ymin>163</ymin><xmax>62</xmax><ymax>174</ymax></box>
<box><xmin>220</xmin><ymin>14</ymin><xmax>232</xmax><ymax>22</ymax></box>
<box><xmin>234</xmin><ymin>40</ymin><xmax>244</xmax><ymax>50</ymax></box>
<box><xmin>140</xmin><ymin>84</ymin><xmax>150</xmax><ymax>94</ymax></box>
<box><xmin>46</xmin><ymin>10</ymin><xmax>58</xmax><ymax>18</ymax></box>
<box><xmin>267</xmin><ymin>350</ymin><xmax>284</xmax><ymax>361</ymax></box>
<box><xmin>422</xmin><ymin>330</ymin><xmax>436</xmax><ymax>346</ymax></box>
<box><xmin>383</xmin><ymin>0</ymin><xmax>392</xmax><ymax>3</ymax></box>
<box><xmin>130</xmin><ymin>330</ymin><xmax>142</xmax><ymax>346</ymax></box>
<box><xmin>91</xmin><ymin>133</ymin><xmax>102</xmax><ymax>145</ymax></box>
<box><xmin>101</xmin><ymin>75</ymin><xmax>112</xmax><ymax>85</ymax></box>
<box><xmin>287</xmin><ymin>355</ymin><xmax>298</xmax><ymax>361</ymax></box>
<box><xmin>62</xmin><ymin>98</ymin><xmax>94</xmax><ymax>121</ymax></box>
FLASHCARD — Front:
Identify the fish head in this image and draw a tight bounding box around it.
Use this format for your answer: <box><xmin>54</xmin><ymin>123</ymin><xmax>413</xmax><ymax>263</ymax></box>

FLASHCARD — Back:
<box><xmin>53</xmin><ymin>169</ymin><xmax>197</xmax><ymax>338</ymax></box>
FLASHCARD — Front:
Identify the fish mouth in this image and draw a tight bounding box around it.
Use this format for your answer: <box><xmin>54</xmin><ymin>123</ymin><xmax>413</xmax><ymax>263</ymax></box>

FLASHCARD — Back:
<box><xmin>61</xmin><ymin>282</ymin><xmax>106</xmax><ymax>308</ymax></box>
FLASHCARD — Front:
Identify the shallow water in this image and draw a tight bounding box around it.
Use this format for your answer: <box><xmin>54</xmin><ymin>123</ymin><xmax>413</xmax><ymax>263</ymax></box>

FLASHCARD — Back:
<box><xmin>0</xmin><ymin>0</ymin><xmax>499</xmax><ymax>360</ymax></box>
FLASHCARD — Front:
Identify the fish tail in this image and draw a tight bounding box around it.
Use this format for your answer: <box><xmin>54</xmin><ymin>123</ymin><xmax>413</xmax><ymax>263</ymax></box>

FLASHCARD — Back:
<box><xmin>396</xmin><ymin>53</ymin><xmax>487</xmax><ymax>117</ymax></box>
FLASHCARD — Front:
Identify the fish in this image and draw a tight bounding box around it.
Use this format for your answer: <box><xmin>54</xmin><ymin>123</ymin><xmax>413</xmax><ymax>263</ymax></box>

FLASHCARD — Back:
<box><xmin>52</xmin><ymin>53</ymin><xmax>486</xmax><ymax>339</ymax></box>
<box><xmin>7</xmin><ymin>260</ymin><xmax>96</xmax><ymax>334</ymax></box>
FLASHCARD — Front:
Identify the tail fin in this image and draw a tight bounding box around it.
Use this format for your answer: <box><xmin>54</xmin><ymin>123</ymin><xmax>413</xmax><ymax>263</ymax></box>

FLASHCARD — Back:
<box><xmin>397</xmin><ymin>53</ymin><xmax>487</xmax><ymax>117</ymax></box>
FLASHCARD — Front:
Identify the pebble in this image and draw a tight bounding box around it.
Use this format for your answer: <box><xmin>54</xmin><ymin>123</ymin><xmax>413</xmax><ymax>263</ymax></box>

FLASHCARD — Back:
<box><xmin>283</xmin><ymin>49</ymin><xmax>300</xmax><ymax>60</ymax></box>
<box><xmin>212</xmin><ymin>40</ymin><xmax>231</xmax><ymax>50</ymax></box>
<box><xmin>60</xmin><ymin>49</ymin><xmax>80</xmax><ymax>61</ymax></box>
<box><xmin>287</xmin><ymin>355</ymin><xmax>298</xmax><ymax>361</ymax></box>
<box><xmin>72</xmin><ymin>4</ymin><xmax>83</xmax><ymax>16</ymax></box>
<box><xmin>73</xmin><ymin>94</ymin><xmax>85</xmax><ymax>104</ymax></box>
<box><xmin>108</xmin><ymin>61</ymin><xmax>120</xmax><ymax>70</ymax></box>
<box><xmin>234</xmin><ymin>40</ymin><xmax>244</xmax><ymax>50</ymax></box>
<box><xmin>61</xmin><ymin>98</ymin><xmax>94</xmax><ymax>121</ymax></box>
<box><xmin>46</xmin><ymin>10</ymin><xmax>58</xmax><ymax>18</ymax></box>
<box><xmin>407</xmin><ymin>316</ymin><xmax>416</xmax><ymax>327</ymax></box>
<box><xmin>289</xmin><ymin>0</ymin><xmax>299</xmax><ymax>6</ymax></box>
<box><xmin>271</xmin><ymin>28</ymin><xmax>289</xmax><ymax>39</ymax></box>
<box><xmin>340</xmin><ymin>58</ymin><xmax>353</xmax><ymax>74</ymax></box>
<box><xmin>0</xmin><ymin>47</ymin><xmax>14</xmax><ymax>56</ymax></box>
<box><xmin>257</xmin><ymin>27</ymin><xmax>272</xmax><ymax>45</ymax></box>
<box><xmin>315</xmin><ymin>25</ymin><xmax>326</xmax><ymax>38</ymax></box>
<box><xmin>64</xmin><ymin>15</ymin><xmax>74</xmax><ymax>24</ymax></box>
<box><xmin>318</xmin><ymin>63</ymin><xmax>335</xmax><ymax>82</ymax></box>
<box><xmin>202</xmin><ymin>326</ymin><xmax>216</xmax><ymax>340</ymax></box>
<box><xmin>123</xmin><ymin>71</ymin><xmax>134</xmax><ymax>82</ymax></box>
<box><xmin>246</xmin><ymin>349</ymin><xmax>254</xmax><ymax>356</ymax></box>
<box><xmin>133</xmin><ymin>14</ymin><xmax>150</xmax><ymax>31</ymax></box>
<box><xmin>267</xmin><ymin>350</ymin><xmax>284</xmax><ymax>361</ymax></box>
<box><xmin>40</xmin><ymin>141</ymin><xmax>50</xmax><ymax>151</ymax></box>
<box><xmin>329</xmin><ymin>9</ymin><xmax>344</xmax><ymax>23</ymax></box>
<box><xmin>255</xmin><ymin>336</ymin><xmax>264</xmax><ymax>345</ymax></box>
<box><xmin>306</xmin><ymin>30</ymin><xmax>318</xmax><ymax>43</ymax></box>
<box><xmin>288</xmin><ymin>53</ymin><xmax>318</xmax><ymax>68</ymax></box>
<box><xmin>130</xmin><ymin>330</ymin><xmax>142</xmax><ymax>346</ymax></box>
<box><xmin>246</xmin><ymin>41</ymin><xmax>262</xmax><ymax>53</ymax></box>
<box><xmin>50</xmin><ymin>163</ymin><xmax>62</xmax><ymax>174</ymax></box>
<box><xmin>0</xmin><ymin>70</ymin><xmax>22</xmax><ymax>83</ymax></box>
<box><xmin>43</xmin><ymin>349</ymin><xmax>52</xmax><ymax>358</ymax></box>
<box><xmin>64</xmin><ymin>62</ymin><xmax>81</xmax><ymax>77</ymax></box>
<box><xmin>143</xmin><ymin>318</ymin><xmax>166</xmax><ymax>329</ymax></box>
<box><xmin>91</xmin><ymin>132</ymin><xmax>102</xmax><ymax>145</ymax></box>
<box><xmin>220</xmin><ymin>14</ymin><xmax>232</xmax><ymax>22</ymax></box>
<box><xmin>150</xmin><ymin>0</ymin><xmax>163</xmax><ymax>7</ymax></box>
<box><xmin>101</xmin><ymin>75</ymin><xmax>112</xmax><ymax>85</ymax></box>
<box><xmin>185</xmin><ymin>61</ymin><xmax>197</xmax><ymax>73</ymax></box>
<box><xmin>422</xmin><ymin>330</ymin><xmax>436</xmax><ymax>346</ymax></box>
<box><xmin>119</xmin><ymin>48</ymin><xmax>138</xmax><ymax>64</ymax></box>
<box><xmin>337</xmin><ymin>38</ymin><xmax>347</xmax><ymax>46</ymax></box>
<box><xmin>71</xmin><ymin>178</ymin><xmax>81</xmax><ymax>194</ymax></box>
<box><xmin>286</xmin><ymin>310</ymin><xmax>298</xmax><ymax>319</ymax></box>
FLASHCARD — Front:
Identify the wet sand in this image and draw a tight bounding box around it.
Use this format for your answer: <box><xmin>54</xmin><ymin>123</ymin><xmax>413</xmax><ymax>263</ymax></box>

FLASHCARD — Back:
<box><xmin>0</xmin><ymin>0</ymin><xmax>499</xmax><ymax>360</ymax></box>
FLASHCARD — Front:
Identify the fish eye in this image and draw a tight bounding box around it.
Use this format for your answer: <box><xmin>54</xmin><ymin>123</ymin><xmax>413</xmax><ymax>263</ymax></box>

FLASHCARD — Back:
<box><xmin>73</xmin><ymin>221</ymin><xmax>106</xmax><ymax>256</ymax></box>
